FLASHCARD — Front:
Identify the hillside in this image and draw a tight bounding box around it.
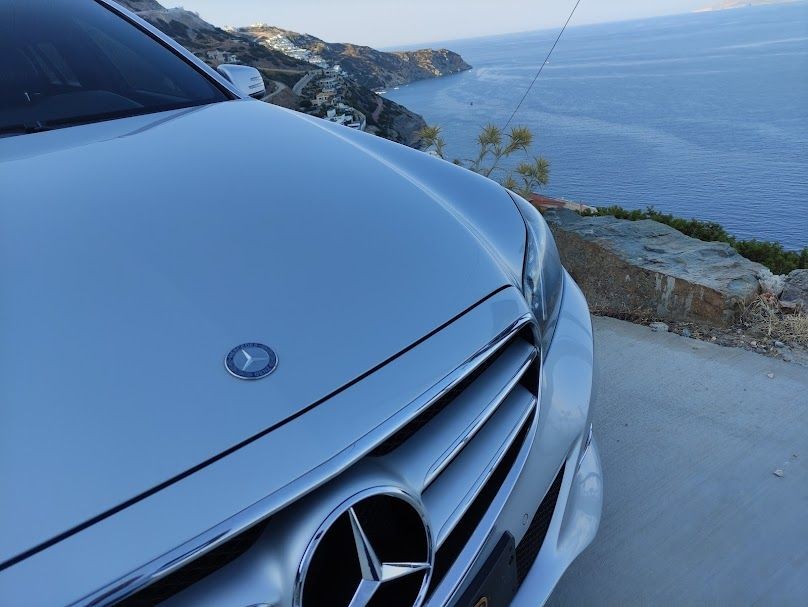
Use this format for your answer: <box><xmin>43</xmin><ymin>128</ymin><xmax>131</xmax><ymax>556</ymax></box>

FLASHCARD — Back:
<box><xmin>114</xmin><ymin>0</ymin><xmax>430</xmax><ymax>145</ymax></box>
<box><xmin>116</xmin><ymin>0</ymin><xmax>163</xmax><ymax>9</ymax></box>
<box><xmin>117</xmin><ymin>2</ymin><xmax>312</xmax><ymax>85</ymax></box>
<box><xmin>242</xmin><ymin>25</ymin><xmax>472</xmax><ymax>91</ymax></box>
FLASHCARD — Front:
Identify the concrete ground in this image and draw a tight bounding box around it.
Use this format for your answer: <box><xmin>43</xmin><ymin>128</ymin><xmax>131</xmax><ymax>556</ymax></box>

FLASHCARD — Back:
<box><xmin>548</xmin><ymin>316</ymin><xmax>808</xmax><ymax>606</ymax></box>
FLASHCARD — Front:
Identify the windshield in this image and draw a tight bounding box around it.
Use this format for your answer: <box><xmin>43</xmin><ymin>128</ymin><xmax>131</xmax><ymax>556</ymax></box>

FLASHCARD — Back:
<box><xmin>0</xmin><ymin>0</ymin><xmax>230</xmax><ymax>136</ymax></box>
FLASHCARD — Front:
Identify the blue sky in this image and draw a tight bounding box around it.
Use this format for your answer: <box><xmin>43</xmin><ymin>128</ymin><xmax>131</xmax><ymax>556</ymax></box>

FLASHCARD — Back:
<box><xmin>174</xmin><ymin>0</ymin><xmax>712</xmax><ymax>47</ymax></box>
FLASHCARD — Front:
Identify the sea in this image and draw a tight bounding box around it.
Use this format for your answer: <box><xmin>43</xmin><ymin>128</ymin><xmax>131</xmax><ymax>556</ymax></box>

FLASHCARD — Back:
<box><xmin>386</xmin><ymin>2</ymin><xmax>808</xmax><ymax>250</ymax></box>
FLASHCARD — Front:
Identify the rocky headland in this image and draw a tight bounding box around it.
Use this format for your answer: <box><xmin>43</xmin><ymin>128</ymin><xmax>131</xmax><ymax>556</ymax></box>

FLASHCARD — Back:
<box><xmin>242</xmin><ymin>25</ymin><xmax>472</xmax><ymax>92</ymax></box>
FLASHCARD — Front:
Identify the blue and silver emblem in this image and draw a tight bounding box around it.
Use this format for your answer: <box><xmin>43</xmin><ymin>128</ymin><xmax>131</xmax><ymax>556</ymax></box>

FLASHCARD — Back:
<box><xmin>225</xmin><ymin>343</ymin><xmax>278</xmax><ymax>380</ymax></box>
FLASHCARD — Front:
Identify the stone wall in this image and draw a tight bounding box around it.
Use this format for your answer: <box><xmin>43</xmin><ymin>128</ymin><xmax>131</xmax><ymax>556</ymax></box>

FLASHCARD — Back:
<box><xmin>545</xmin><ymin>210</ymin><xmax>771</xmax><ymax>327</ymax></box>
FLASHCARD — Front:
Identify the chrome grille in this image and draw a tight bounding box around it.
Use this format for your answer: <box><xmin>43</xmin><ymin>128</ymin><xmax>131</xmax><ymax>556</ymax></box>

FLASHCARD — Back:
<box><xmin>373</xmin><ymin>324</ymin><xmax>540</xmax><ymax>599</ymax></box>
<box><xmin>429</xmin><ymin>409</ymin><xmax>535</xmax><ymax>594</ymax></box>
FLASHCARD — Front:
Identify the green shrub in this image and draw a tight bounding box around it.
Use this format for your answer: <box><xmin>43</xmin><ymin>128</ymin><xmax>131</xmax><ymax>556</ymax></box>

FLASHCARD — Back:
<box><xmin>733</xmin><ymin>240</ymin><xmax>806</xmax><ymax>276</ymax></box>
<box><xmin>590</xmin><ymin>205</ymin><xmax>806</xmax><ymax>275</ymax></box>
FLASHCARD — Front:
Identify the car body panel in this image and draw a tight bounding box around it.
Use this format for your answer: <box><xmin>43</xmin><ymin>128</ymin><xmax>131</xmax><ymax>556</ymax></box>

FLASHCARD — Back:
<box><xmin>0</xmin><ymin>287</ymin><xmax>529</xmax><ymax>607</ymax></box>
<box><xmin>297</xmin><ymin>114</ymin><xmax>528</xmax><ymax>285</ymax></box>
<box><xmin>0</xmin><ymin>98</ymin><xmax>523</xmax><ymax>566</ymax></box>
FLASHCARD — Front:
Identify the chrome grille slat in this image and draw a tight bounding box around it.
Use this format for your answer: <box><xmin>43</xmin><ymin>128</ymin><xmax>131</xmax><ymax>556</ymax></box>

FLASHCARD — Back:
<box><xmin>369</xmin><ymin>319</ymin><xmax>534</xmax><ymax>458</ymax></box>
<box><xmin>422</xmin><ymin>387</ymin><xmax>537</xmax><ymax>546</ymax></box>
<box><xmin>378</xmin><ymin>338</ymin><xmax>536</xmax><ymax>493</ymax></box>
<box><xmin>427</xmin><ymin>410</ymin><xmax>536</xmax><ymax>598</ymax></box>
<box><xmin>375</xmin><ymin>326</ymin><xmax>540</xmax><ymax>550</ymax></box>
<box><xmin>424</xmin><ymin>345</ymin><xmax>537</xmax><ymax>488</ymax></box>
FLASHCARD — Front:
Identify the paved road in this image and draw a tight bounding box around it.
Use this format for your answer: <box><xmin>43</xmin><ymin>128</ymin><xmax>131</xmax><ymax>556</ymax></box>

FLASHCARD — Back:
<box><xmin>262</xmin><ymin>80</ymin><xmax>289</xmax><ymax>101</ymax></box>
<box><xmin>548</xmin><ymin>317</ymin><xmax>808</xmax><ymax>606</ymax></box>
<box><xmin>292</xmin><ymin>70</ymin><xmax>320</xmax><ymax>96</ymax></box>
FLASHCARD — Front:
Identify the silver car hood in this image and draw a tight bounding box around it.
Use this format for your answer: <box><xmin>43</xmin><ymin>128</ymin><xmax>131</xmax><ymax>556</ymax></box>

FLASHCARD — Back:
<box><xmin>0</xmin><ymin>100</ymin><xmax>525</xmax><ymax>565</ymax></box>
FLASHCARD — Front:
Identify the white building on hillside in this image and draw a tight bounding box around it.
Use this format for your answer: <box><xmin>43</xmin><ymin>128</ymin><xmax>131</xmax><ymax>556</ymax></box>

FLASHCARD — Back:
<box><xmin>205</xmin><ymin>50</ymin><xmax>238</xmax><ymax>64</ymax></box>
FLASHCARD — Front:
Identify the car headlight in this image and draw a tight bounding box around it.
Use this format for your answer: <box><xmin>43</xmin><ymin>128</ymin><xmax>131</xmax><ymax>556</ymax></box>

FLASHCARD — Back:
<box><xmin>510</xmin><ymin>192</ymin><xmax>565</xmax><ymax>355</ymax></box>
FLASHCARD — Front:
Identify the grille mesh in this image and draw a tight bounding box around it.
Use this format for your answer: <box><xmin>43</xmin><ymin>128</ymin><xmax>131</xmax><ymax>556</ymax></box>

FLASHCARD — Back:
<box><xmin>515</xmin><ymin>463</ymin><xmax>565</xmax><ymax>585</ymax></box>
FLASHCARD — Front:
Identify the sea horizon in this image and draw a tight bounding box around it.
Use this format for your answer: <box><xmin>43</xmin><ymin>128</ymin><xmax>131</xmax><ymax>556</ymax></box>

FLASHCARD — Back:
<box><xmin>384</xmin><ymin>1</ymin><xmax>807</xmax><ymax>51</ymax></box>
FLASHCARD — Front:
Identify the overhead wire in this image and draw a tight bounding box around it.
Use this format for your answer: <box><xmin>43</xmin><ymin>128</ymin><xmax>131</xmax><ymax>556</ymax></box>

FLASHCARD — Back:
<box><xmin>502</xmin><ymin>0</ymin><xmax>584</xmax><ymax>130</ymax></box>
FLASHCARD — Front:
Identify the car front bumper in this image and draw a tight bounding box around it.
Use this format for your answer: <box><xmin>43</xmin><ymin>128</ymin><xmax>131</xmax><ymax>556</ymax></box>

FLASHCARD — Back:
<box><xmin>425</xmin><ymin>271</ymin><xmax>603</xmax><ymax>607</ymax></box>
<box><xmin>511</xmin><ymin>269</ymin><xmax>603</xmax><ymax>606</ymax></box>
<box><xmin>511</xmin><ymin>434</ymin><xmax>603</xmax><ymax>607</ymax></box>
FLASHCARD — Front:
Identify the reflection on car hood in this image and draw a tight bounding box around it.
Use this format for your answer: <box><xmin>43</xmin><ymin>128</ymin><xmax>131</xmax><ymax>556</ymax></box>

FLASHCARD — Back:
<box><xmin>0</xmin><ymin>100</ymin><xmax>523</xmax><ymax>565</ymax></box>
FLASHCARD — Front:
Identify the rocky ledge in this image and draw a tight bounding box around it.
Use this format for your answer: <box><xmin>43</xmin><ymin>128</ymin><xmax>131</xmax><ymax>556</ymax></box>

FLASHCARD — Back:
<box><xmin>780</xmin><ymin>270</ymin><xmax>808</xmax><ymax>312</ymax></box>
<box><xmin>545</xmin><ymin>209</ymin><xmax>776</xmax><ymax>327</ymax></box>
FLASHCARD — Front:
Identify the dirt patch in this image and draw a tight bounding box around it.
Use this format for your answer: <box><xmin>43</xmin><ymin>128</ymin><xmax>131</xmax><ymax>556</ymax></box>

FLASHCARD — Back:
<box><xmin>594</xmin><ymin>294</ymin><xmax>808</xmax><ymax>367</ymax></box>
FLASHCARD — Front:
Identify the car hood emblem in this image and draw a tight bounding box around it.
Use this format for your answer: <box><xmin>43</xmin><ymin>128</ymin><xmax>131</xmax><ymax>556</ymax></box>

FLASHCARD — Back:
<box><xmin>225</xmin><ymin>343</ymin><xmax>278</xmax><ymax>380</ymax></box>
